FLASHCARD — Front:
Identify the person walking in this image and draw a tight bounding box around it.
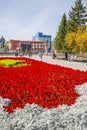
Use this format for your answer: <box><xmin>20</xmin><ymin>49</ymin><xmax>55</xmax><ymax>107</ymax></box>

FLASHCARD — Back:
<box><xmin>29</xmin><ymin>50</ymin><xmax>32</xmax><ymax>57</ymax></box>
<box><xmin>14</xmin><ymin>50</ymin><xmax>18</xmax><ymax>57</ymax></box>
<box><xmin>39</xmin><ymin>51</ymin><xmax>43</xmax><ymax>61</ymax></box>
<box><xmin>52</xmin><ymin>51</ymin><xmax>56</xmax><ymax>59</ymax></box>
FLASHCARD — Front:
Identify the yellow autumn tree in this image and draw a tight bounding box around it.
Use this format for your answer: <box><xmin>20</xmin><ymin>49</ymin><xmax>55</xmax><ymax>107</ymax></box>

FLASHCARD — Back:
<box><xmin>75</xmin><ymin>26</ymin><xmax>87</xmax><ymax>54</ymax></box>
<box><xmin>65</xmin><ymin>32</ymin><xmax>76</xmax><ymax>53</ymax></box>
<box><xmin>80</xmin><ymin>32</ymin><xmax>87</xmax><ymax>54</ymax></box>
<box><xmin>65</xmin><ymin>25</ymin><xmax>87</xmax><ymax>54</ymax></box>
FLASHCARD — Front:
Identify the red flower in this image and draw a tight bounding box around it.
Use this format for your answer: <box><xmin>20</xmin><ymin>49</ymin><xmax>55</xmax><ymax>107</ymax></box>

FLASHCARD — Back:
<box><xmin>0</xmin><ymin>57</ymin><xmax>87</xmax><ymax>113</ymax></box>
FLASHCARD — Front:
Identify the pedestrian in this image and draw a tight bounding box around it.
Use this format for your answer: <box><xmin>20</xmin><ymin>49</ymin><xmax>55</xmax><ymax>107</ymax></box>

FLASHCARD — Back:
<box><xmin>69</xmin><ymin>54</ymin><xmax>74</xmax><ymax>61</ymax></box>
<box><xmin>52</xmin><ymin>51</ymin><xmax>56</xmax><ymax>59</ymax></box>
<box><xmin>29</xmin><ymin>51</ymin><xmax>32</xmax><ymax>57</ymax></box>
<box><xmin>14</xmin><ymin>50</ymin><xmax>18</xmax><ymax>57</ymax></box>
<box><xmin>65</xmin><ymin>52</ymin><xmax>68</xmax><ymax>60</ymax></box>
<box><xmin>39</xmin><ymin>51</ymin><xmax>43</xmax><ymax>61</ymax></box>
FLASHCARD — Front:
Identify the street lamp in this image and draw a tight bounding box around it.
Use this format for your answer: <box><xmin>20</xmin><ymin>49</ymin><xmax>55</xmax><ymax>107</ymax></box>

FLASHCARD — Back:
<box><xmin>45</xmin><ymin>39</ymin><xmax>49</xmax><ymax>55</ymax></box>
<box><xmin>80</xmin><ymin>38</ymin><xmax>82</xmax><ymax>55</ymax></box>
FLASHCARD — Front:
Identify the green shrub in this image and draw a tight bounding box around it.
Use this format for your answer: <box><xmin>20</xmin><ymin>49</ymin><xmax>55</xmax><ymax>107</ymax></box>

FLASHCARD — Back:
<box><xmin>0</xmin><ymin>59</ymin><xmax>27</xmax><ymax>67</ymax></box>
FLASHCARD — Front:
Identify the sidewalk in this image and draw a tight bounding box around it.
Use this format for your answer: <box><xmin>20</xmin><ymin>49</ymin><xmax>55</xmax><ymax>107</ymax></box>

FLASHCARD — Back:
<box><xmin>30</xmin><ymin>54</ymin><xmax>87</xmax><ymax>71</ymax></box>
<box><xmin>0</xmin><ymin>54</ymin><xmax>87</xmax><ymax>71</ymax></box>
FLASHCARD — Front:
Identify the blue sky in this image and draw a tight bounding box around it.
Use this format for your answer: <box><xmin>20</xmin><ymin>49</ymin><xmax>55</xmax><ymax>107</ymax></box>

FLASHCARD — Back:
<box><xmin>0</xmin><ymin>0</ymin><xmax>87</xmax><ymax>41</ymax></box>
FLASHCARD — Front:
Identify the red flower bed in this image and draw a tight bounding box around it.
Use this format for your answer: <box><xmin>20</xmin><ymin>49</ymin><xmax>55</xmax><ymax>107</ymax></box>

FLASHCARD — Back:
<box><xmin>0</xmin><ymin>57</ymin><xmax>87</xmax><ymax>113</ymax></box>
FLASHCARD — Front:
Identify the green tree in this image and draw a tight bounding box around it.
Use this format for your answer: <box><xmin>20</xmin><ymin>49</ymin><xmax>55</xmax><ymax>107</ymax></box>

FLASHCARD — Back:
<box><xmin>4</xmin><ymin>42</ymin><xmax>9</xmax><ymax>52</ymax></box>
<box><xmin>54</xmin><ymin>13</ymin><xmax>67</xmax><ymax>52</ymax></box>
<box><xmin>67</xmin><ymin>0</ymin><xmax>87</xmax><ymax>33</ymax></box>
<box><xmin>67</xmin><ymin>19</ymin><xmax>78</xmax><ymax>33</ymax></box>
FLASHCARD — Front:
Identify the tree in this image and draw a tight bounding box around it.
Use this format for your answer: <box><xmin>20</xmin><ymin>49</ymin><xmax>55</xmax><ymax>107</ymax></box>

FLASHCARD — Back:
<box><xmin>67</xmin><ymin>0</ymin><xmax>87</xmax><ymax>33</ymax></box>
<box><xmin>54</xmin><ymin>13</ymin><xmax>67</xmax><ymax>52</ymax></box>
<box><xmin>75</xmin><ymin>26</ymin><xmax>87</xmax><ymax>54</ymax></box>
<box><xmin>65</xmin><ymin>25</ymin><xmax>87</xmax><ymax>54</ymax></box>
<box><xmin>65</xmin><ymin>32</ymin><xmax>76</xmax><ymax>53</ymax></box>
<box><xmin>67</xmin><ymin>19</ymin><xmax>78</xmax><ymax>33</ymax></box>
<box><xmin>4</xmin><ymin>42</ymin><xmax>9</xmax><ymax>52</ymax></box>
<box><xmin>82</xmin><ymin>32</ymin><xmax>87</xmax><ymax>54</ymax></box>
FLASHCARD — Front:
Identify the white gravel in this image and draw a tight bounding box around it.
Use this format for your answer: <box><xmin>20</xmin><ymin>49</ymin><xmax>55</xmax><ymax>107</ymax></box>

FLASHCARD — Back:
<box><xmin>0</xmin><ymin>82</ymin><xmax>87</xmax><ymax>130</ymax></box>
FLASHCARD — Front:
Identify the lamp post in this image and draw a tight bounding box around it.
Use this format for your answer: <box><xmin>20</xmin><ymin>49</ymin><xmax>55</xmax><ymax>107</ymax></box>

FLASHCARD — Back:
<box><xmin>45</xmin><ymin>39</ymin><xmax>49</xmax><ymax>55</ymax></box>
<box><xmin>80</xmin><ymin>38</ymin><xmax>82</xmax><ymax>55</ymax></box>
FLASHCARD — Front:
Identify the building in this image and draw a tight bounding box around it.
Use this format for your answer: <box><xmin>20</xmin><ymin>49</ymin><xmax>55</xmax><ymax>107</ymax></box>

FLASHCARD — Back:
<box><xmin>9</xmin><ymin>40</ymin><xmax>20</xmax><ymax>51</ymax></box>
<box><xmin>32</xmin><ymin>32</ymin><xmax>52</xmax><ymax>52</ymax></box>
<box><xmin>9</xmin><ymin>39</ymin><xmax>46</xmax><ymax>53</ymax></box>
